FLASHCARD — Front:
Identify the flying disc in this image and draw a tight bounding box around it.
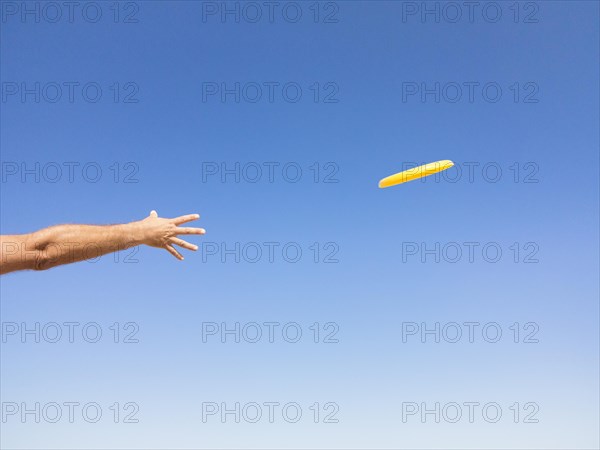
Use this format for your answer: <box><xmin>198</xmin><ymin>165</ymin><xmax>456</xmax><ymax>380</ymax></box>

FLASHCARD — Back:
<box><xmin>378</xmin><ymin>160</ymin><xmax>455</xmax><ymax>188</ymax></box>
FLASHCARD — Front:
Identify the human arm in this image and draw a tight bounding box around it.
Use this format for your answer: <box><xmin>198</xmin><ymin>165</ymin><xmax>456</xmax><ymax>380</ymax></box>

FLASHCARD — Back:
<box><xmin>0</xmin><ymin>210</ymin><xmax>205</xmax><ymax>274</ymax></box>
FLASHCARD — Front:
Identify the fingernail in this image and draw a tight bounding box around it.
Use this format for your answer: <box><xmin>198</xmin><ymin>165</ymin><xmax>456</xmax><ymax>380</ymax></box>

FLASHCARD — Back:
<box><xmin>193</xmin><ymin>246</ymin><xmax>198</xmax><ymax>251</ymax></box>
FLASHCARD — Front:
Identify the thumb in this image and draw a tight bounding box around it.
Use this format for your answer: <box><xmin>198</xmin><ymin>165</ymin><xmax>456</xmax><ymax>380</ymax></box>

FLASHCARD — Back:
<box><xmin>149</xmin><ymin>210</ymin><xmax>158</xmax><ymax>218</ymax></box>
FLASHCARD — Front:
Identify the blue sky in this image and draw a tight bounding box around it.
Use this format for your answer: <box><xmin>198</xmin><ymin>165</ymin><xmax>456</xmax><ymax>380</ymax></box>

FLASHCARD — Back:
<box><xmin>1</xmin><ymin>1</ymin><xmax>599</xmax><ymax>448</ymax></box>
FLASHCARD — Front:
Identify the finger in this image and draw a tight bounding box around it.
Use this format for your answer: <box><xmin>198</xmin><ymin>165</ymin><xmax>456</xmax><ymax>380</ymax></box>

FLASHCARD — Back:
<box><xmin>176</xmin><ymin>227</ymin><xmax>206</xmax><ymax>235</ymax></box>
<box><xmin>150</xmin><ymin>210</ymin><xmax>158</xmax><ymax>218</ymax></box>
<box><xmin>172</xmin><ymin>213</ymin><xmax>200</xmax><ymax>225</ymax></box>
<box><xmin>170</xmin><ymin>237</ymin><xmax>198</xmax><ymax>251</ymax></box>
<box><xmin>165</xmin><ymin>244</ymin><xmax>184</xmax><ymax>260</ymax></box>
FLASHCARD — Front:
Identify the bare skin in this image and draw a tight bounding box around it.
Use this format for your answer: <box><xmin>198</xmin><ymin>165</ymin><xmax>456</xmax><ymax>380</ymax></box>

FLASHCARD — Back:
<box><xmin>0</xmin><ymin>211</ymin><xmax>205</xmax><ymax>275</ymax></box>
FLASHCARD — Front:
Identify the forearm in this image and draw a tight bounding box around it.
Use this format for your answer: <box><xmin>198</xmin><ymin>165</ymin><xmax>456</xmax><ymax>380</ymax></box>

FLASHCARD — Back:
<box><xmin>26</xmin><ymin>222</ymin><xmax>143</xmax><ymax>271</ymax></box>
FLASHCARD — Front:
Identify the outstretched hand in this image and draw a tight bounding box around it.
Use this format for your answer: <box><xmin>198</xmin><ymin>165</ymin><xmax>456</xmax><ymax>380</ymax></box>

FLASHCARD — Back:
<box><xmin>137</xmin><ymin>210</ymin><xmax>206</xmax><ymax>260</ymax></box>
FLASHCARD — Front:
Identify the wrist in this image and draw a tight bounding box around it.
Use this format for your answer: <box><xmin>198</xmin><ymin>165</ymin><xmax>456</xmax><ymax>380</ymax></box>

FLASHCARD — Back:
<box><xmin>123</xmin><ymin>222</ymin><xmax>146</xmax><ymax>247</ymax></box>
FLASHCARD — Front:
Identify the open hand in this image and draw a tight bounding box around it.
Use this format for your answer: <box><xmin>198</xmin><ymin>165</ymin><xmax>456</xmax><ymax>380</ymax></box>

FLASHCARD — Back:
<box><xmin>137</xmin><ymin>210</ymin><xmax>206</xmax><ymax>260</ymax></box>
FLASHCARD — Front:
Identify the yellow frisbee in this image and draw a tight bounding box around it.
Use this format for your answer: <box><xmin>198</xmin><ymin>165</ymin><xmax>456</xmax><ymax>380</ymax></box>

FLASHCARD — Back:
<box><xmin>378</xmin><ymin>160</ymin><xmax>455</xmax><ymax>188</ymax></box>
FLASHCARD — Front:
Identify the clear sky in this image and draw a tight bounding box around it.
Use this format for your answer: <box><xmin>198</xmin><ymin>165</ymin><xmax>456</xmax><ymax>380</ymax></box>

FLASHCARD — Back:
<box><xmin>1</xmin><ymin>1</ymin><xmax>599</xmax><ymax>448</ymax></box>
